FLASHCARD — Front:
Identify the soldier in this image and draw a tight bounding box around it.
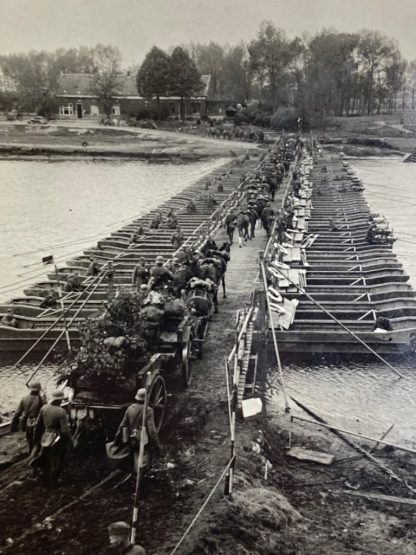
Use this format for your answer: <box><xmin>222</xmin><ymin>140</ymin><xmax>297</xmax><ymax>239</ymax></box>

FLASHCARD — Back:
<box><xmin>132</xmin><ymin>257</ymin><xmax>149</xmax><ymax>288</ymax></box>
<box><xmin>65</xmin><ymin>272</ymin><xmax>82</xmax><ymax>292</ymax></box>
<box><xmin>207</xmin><ymin>193</ymin><xmax>217</xmax><ymax>209</ymax></box>
<box><xmin>87</xmin><ymin>257</ymin><xmax>100</xmax><ymax>276</ymax></box>
<box><xmin>261</xmin><ymin>202</ymin><xmax>275</xmax><ymax>237</ymax></box>
<box><xmin>149</xmin><ymin>211</ymin><xmax>163</xmax><ymax>229</ymax></box>
<box><xmin>114</xmin><ymin>388</ymin><xmax>162</xmax><ymax>471</ymax></box>
<box><xmin>171</xmin><ymin>226</ymin><xmax>185</xmax><ymax>250</ymax></box>
<box><xmin>129</xmin><ymin>230</ymin><xmax>140</xmax><ymax>245</ymax></box>
<box><xmin>201</xmin><ymin>235</ymin><xmax>218</xmax><ymax>256</ymax></box>
<box><xmin>148</xmin><ymin>255</ymin><xmax>174</xmax><ymax>290</ymax></box>
<box><xmin>166</xmin><ymin>210</ymin><xmax>178</xmax><ymax>229</ymax></box>
<box><xmin>248</xmin><ymin>208</ymin><xmax>258</xmax><ymax>239</ymax></box>
<box><xmin>329</xmin><ymin>218</ymin><xmax>339</xmax><ymax>232</ymax></box>
<box><xmin>40</xmin><ymin>288</ymin><xmax>57</xmax><ymax>309</ymax></box>
<box><xmin>366</xmin><ymin>223</ymin><xmax>377</xmax><ymax>244</ymax></box>
<box><xmin>225</xmin><ymin>210</ymin><xmax>237</xmax><ymax>244</ymax></box>
<box><xmin>149</xmin><ymin>217</ymin><xmax>160</xmax><ymax>230</ymax></box>
<box><xmin>0</xmin><ymin>309</ymin><xmax>17</xmax><ymax>327</ymax></box>
<box><xmin>32</xmin><ymin>389</ymin><xmax>73</xmax><ymax>487</ymax></box>
<box><xmin>106</xmin><ymin>261</ymin><xmax>115</xmax><ymax>297</ymax></box>
<box><xmin>10</xmin><ymin>382</ymin><xmax>45</xmax><ymax>454</ymax></box>
<box><xmin>186</xmin><ymin>199</ymin><xmax>197</xmax><ymax>213</ymax></box>
<box><xmin>99</xmin><ymin>521</ymin><xmax>146</xmax><ymax>555</ymax></box>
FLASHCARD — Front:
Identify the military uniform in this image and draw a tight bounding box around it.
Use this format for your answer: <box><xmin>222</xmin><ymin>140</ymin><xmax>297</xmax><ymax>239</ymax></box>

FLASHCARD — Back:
<box><xmin>171</xmin><ymin>230</ymin><xmax>184</xmax><ymax>250</ymax></box>
<box><xmin>149</xmin><ymin>265</ymin><xmax>174</xmax><ymax>289</ymax></box>
<box><xmin>10</xmin><ymin>391</ymin><xmax>44</xmax><ymax>453</ymax></box>
<box><xmin>33</xmin><ymin>400</ymin><xmax>72</xmax><ymax>486</ymax></box>
<box><xmin>100</xmin><ymin>521</ymin><xmax>146</xmax><ymax>555</ymax></box>
<box><xmin>132</xmin><ymin>264</ymin><xmax>149</xmax><ymax>288</ymax></box>
<box><xmin>115</xmin><ymin>401</ymin><xmax>161</xmax><ymax>470</ymax></box>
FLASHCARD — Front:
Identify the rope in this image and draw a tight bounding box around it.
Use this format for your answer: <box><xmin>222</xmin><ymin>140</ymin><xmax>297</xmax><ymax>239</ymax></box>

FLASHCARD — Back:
<box><xmin>169</xmin><ymin>457</ymin><xmax>235</xmax><ymax>555</ymax></box>
<box><xmin>260</xmin><ymin>261</ymin><xmax>290</xmax><ymax>412</ymax></box>
<box><xmin>25</xmin><ymin>271</ymin><xmax>107</xmax><ymax>386</ymax></box>
<box><xmin>267</xmin><ymin>262</ymin><xmax>405</xmax><ymax>379</ymax></box>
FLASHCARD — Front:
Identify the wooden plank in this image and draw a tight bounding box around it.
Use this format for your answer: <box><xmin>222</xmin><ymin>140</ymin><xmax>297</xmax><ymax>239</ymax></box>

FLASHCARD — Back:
<box><xmin>342</xmin><ymin>490</ymin><xmax>416</xmax><ymax>506</ymax></box>
<box><xmin>288</xmin><ymin>447</ymin><xmax>334</xmax><ymax>465</ymax></box>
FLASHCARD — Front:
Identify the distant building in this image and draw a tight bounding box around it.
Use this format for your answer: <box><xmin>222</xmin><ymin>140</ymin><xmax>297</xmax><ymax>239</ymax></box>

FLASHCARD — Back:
<box><xmin>55</xmin><ymin>73</ymin><xmax>213</xmax><ymax>119</ymax></box>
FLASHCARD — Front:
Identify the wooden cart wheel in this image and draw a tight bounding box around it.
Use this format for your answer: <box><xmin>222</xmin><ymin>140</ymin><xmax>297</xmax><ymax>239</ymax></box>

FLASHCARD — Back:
<box><xmin>195</xmin><ymin>318</ymin><xmax>208</xmax><ymax>359</ymax></box>
<box><xmin>181</xmin><ymin>337</ymin><xmax>193</xmax><ymax>387</ymax></box>
<box><xmin>148</xmin><ymin>375</ymin><xmax>167</xmax><ymax>432</ymax></box>
<box><xmin>196</xmin><ymin>320</ymin><xmax>205</xmax><ymax>359</ymax></box>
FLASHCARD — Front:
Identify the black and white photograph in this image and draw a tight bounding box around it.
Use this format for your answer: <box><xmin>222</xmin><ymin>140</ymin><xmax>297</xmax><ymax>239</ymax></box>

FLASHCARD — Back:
<box><xmin>0</xmin><ymin>0</ymin><xmax>415</xmax><ymax>553</ymax></box>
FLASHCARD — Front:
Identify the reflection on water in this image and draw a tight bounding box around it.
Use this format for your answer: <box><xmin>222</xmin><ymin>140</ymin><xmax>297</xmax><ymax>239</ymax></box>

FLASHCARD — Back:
<box><xmin>270</xmin><ymin>356</ymin><xmax>416</xmax><ymax>448</ymax></box>
<box><xmin>0</xmin><ymin>158</ymin><xmax>227</xmax><ymax>298</ymax></box>
<box><xmin>0</xmin><ymin>158</ymin><xmax>227</xmax><ymax>413</ymax></box>
<box><xmin>270</xmin><ymin>156</ymin><xmax>416</xmax><ymax>448</ymax></box>
<box><xmin>0</xmin><ymin>358</ymin><xmax>60</xmax><ymax>414</ymax></box>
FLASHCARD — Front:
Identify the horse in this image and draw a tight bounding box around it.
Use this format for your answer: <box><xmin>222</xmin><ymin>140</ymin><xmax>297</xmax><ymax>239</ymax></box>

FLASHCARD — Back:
<box><xmin>198</xmin><ymin>257</ymin><xmax>225</xmax><ymax>312</ymax></box>
<box><xmin>173</xmin><ymin>264</ymin><xmax>193</xmax><ymax>295</ymax></box>
<box><xmin>236</xmin><ymin>212</ymin><xmax>250</xmax><ymax>244</ymax></box>
<box><xmin>226</xmin><ymin>220</ymin><xmax>237</xmax><ymax>244</ymax></box>
<box><xmin>205</xmin><ymin>249</ymin><xmax>230</xmax><ymax>299</ymax></box>
<box><xmin>186</xmin><ymin>283</ymin><xmax>213</xmax><ymax>319</ymax></box>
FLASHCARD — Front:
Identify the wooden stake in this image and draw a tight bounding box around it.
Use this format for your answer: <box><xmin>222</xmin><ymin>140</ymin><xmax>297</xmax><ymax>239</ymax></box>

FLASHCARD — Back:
<box><xmin>130</xmin><ymin>371</ymin><xmax>151</xmax><ymax>545</ymax></box>
<box><xmin>291</xmin><ymin>414</ymin><xmax>416</xmax><ymax>456</ymax></box>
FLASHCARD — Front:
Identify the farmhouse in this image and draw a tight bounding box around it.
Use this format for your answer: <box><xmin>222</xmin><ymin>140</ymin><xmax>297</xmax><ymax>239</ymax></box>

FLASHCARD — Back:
<box><xmin>55</xmin><ymin>73</ymin><xmax>215</xmax><ymax>120</ymax></box>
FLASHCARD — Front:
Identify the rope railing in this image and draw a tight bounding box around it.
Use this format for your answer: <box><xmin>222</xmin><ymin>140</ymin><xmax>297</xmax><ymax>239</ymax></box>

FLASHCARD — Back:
<box><xmin>25</xmin><ymin>271</ymin><xmax>108</xmax><ymax>387</ymax></box>
<box><xmin>169</xmin><ymin>456</ymin><xmax>235</xmax><ymax>555</ymax></box>
<box><xmin>13</xmin><ymin>271</ymin><xmax>104</xmax><ymax>369</ymax></box>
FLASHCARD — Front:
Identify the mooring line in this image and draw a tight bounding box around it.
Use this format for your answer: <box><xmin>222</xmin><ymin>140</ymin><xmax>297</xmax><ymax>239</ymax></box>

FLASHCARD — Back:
<box><xmin>266</xmin><ymin>264</ymin><xmax>404</xmax><ymax>379</ymax></box>
<box><xmin>169</xmin><ymin>457</ymin><xmax>235</xmax><ymax>555</ymax></box>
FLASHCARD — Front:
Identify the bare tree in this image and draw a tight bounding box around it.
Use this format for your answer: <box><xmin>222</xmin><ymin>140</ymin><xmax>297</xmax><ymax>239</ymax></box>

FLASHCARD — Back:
<box><xmin>248</xmin><ymin>21</ymin><xmax>303</xmax><ymax>110</ymax></box>
<box><xmin>89</xmin><ymin>44</ymin><xmax>122</xmax><ymax>118</ymax></box>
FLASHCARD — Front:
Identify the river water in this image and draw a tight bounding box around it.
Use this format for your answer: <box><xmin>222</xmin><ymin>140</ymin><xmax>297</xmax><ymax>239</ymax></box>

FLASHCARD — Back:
<box><xmin>271</xmin><ymin>156</ymin><xmax>416</xmax><ymax>449</ymax></box>
<box><xmin>0</xmin><ymin>157</ymin><xmax>227</xmax><ymax>413</ymax></box>
<box><xmin>2</xmin><ymin>155</ymin><xmax>416</xmax><ymax>449</ymax></box>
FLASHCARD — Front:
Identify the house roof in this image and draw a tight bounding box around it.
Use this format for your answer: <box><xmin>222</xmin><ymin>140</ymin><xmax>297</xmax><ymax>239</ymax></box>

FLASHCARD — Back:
<box><xmin>56</xmin><ymin>73</ymin><xmax>211</xmax><ymax>98</ymax></box>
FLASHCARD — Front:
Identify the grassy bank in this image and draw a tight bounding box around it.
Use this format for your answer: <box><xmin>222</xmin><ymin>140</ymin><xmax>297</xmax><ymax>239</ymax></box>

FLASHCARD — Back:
<box><xmin>318</xmin><ymin>114</ymin><xmax>416</xmax><ymax>157</ymax></box>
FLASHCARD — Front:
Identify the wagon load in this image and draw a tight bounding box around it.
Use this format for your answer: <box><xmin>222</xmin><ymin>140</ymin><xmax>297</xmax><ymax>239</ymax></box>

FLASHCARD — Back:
<box><xmin>186</xmin><ymin>278</ymin><xmax>214</xmax><ymax>318</ymax></box>
<box><xmin>140</xmin><ymin>303</ymin><xmax>164</xmax><ymax>341</ymax></box>
<box><xmin>163</xmin><ymin>297</ymin><xmax>187</xmax><ymax>337</ymax></box>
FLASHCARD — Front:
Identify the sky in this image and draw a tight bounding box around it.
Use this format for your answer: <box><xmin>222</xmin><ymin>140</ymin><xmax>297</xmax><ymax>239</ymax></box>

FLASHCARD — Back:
<box><xmin>0</xmin><ymin>0</ymin><xmax>415</xmax><ymax>64</ymax></box>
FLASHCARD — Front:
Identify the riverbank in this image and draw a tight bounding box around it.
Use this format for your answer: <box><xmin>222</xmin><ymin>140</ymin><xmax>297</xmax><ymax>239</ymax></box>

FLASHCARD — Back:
<box><xmin>318</xmin><ymin>114</ymin><xmax>416</xmax><ymax>157</ymax></box>
<box><xmin>0</xmin><ymin>121</ymin><xmax>259</xmax><ymax>160</ymax></box>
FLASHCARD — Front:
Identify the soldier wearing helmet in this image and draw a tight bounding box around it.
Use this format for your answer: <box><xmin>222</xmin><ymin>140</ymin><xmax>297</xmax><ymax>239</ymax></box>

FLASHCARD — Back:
<box><xmin>99</xmin><ymin>521</ymin><xmax>146</xmax><ymax>554</ymax></box>
<box><xmin>10</xmin><ymin>381</ymin><xmax>45</xmax><ymax>453</ymax></box>
<box><xmin>114</xmin><ymin>388</ymin><xmax>162</xmax><ymax>471</ymax></box>
<box><xmin>148</xmin><ymin>255</ymin><xmax>174</xmax><ymax>290</ymax></box>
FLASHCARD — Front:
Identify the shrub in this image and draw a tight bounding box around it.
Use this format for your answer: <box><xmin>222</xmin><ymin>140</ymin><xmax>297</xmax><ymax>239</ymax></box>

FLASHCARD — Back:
<box><xmin>270</xmin><ymin>107</ymin><xmax>298</xmax><ymax>132</ymax></box>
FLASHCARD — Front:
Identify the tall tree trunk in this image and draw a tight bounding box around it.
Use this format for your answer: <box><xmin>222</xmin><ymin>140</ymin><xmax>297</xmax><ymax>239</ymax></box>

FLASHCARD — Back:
<box><xmin>367</xmin><ymin>70</ymin><xmax>374</xmax><ymax>115</ymax></box>
<box><xmin>156</xmin><ymin>95</ymin><xmax>161</xmax><ymax>121</ymax></box>
<box><xmin>180</xmin><ymin>96</ymin><xmax>185</xmax><ymax>122</ymax></box>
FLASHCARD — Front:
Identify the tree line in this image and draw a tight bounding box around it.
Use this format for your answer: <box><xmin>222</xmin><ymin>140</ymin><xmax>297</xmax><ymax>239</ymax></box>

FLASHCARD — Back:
<box><xmin>0</xmin><ymin>21</ymin><xmax>414</xmax><ymax>126</ymax></box>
